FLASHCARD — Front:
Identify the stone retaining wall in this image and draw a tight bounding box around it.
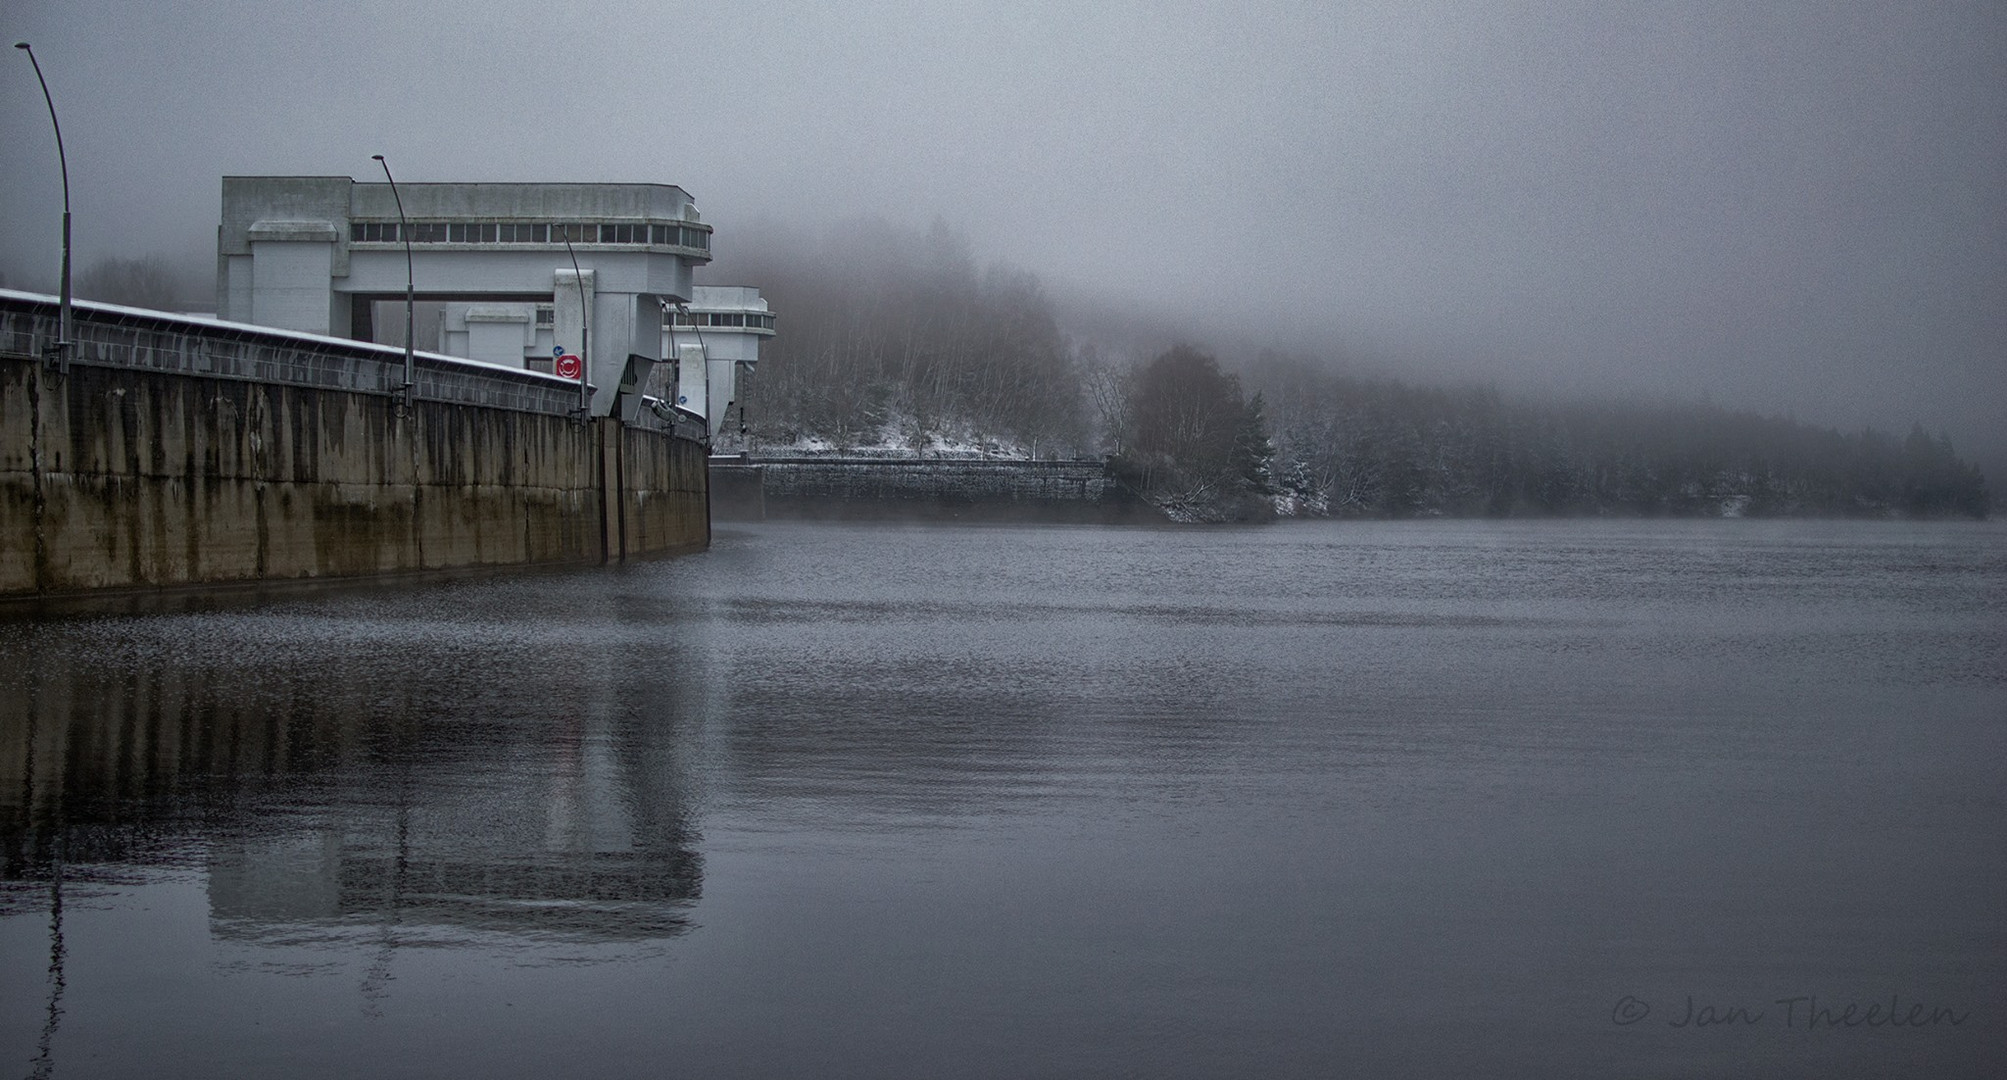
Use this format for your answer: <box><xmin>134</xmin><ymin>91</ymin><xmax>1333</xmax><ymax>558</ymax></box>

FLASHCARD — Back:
<box><xmin>745</xmin><ymin>456</ymin><xmax>1155</xmax><ymax>522</ymax></box>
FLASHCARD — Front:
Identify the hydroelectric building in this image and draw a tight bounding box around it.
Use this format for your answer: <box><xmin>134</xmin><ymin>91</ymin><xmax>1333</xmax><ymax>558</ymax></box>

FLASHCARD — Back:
<box><xmin>1</xmin><ymin>175</ymin><xmax>776</xmax><ymax>600</ymax></box>
<box><xmin>215</xmin><ymin>176</ymin><xmax>769</xmax><ymax>435</ymax></box>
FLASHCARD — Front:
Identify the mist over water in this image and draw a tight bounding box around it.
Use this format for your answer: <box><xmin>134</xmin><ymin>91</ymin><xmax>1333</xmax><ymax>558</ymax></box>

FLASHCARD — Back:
<box><xmin>3</xmin><ymin>519</ymin><xmax>2004</xmax><ymax>1077</ymax></box>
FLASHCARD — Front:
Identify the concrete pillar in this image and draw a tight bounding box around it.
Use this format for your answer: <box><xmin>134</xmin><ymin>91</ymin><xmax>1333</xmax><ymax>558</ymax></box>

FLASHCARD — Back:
<box><xmin>584</xmin><ymin>292</ymin><xmax>666</xmax><ymax>417</ymax></box>
<box><xmin>676</xmin><ymin>344</ymin><xmax>708</xmax><ymax>426</ymax></box>
<box><xmin>554</xmin><ymin>268</ymin><xmax>595</xmax><ymax>398</ymax></box>
<box><xmin>248</xmin><ymin>223</ymin><xmax>341</xmax><ymax>334</ymax></box>
<box><xmin>218</xmin><ymin>253</ymin><xmax>253</xmax><ymax>323</ymax></box>
<box><xmin>465</xmin><ymin>307</ymin><xmax>531</xmax><ymax>367</ymax></box>
<box><xmin>707</xmin><ymin>352</ymin><xmax>737</xmax><ymax>437</ymax></box>
<box><xmin>595</xmin><ymin>417</ymin><xmax>624</xmax><ymax>563</ymax></box>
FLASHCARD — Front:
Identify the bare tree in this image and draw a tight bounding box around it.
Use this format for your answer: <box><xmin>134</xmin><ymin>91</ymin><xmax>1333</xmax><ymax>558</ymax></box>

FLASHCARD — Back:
<box><xmin>727</xmin><ymin>216</ymin><xmax>1087</xmax><ymax>456</ymax></box>
<box><xmin>76</xmin><ymin>255</ymin><xmax>186</xmax><ymax>310</ymax></box>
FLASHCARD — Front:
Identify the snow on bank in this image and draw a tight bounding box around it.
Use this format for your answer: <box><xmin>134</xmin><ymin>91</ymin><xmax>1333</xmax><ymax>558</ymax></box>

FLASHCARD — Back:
<box><xmin>761</xmin><ymin>412</ymin><xmax>1057</xmax><ymax>460</ymax></box>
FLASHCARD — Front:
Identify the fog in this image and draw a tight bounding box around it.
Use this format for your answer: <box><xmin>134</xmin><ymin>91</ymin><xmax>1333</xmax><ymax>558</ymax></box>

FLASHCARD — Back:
<box><xmin>5</xmin><ymin>0</ymin><xmax>2001</xmax><ymax>469</ymax></box>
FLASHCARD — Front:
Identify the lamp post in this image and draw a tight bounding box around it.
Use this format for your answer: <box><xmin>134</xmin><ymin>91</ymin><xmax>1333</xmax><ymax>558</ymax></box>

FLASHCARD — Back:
<box><xmin>371</xmin><ymin>155</ymin><xmax>415</xmax><ymax>410</ymax></box>
<box><xmin>676</xmin><ymin>300</ymin><xmax>708</xmax><ymax>441</ymax></box>
<box><xmin>558</xmin><ymin>228</ymin><xmax>591</xmax><ymax>416</ymax></box>
<box><xmin>14</xmin><ymin>42</ymin><xmax>71</xmax><ymax>370</ymax></box>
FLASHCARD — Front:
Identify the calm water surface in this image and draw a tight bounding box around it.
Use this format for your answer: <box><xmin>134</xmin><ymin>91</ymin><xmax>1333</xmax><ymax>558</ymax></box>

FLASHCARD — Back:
<box><xmin>3</xmin><ymin>519</ymin><xmax>2003</xmax><ymax>1078</ymax></box>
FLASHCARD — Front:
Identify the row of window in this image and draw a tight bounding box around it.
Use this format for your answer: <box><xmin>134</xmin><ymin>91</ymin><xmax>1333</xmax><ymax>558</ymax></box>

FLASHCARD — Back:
<box><xmin>523</xmin><ymin>305</ymin><xmax>770</xmax><ymax>330</ymax></box>
<box><xmin>669</xmin><ymin>311</ymin><xmax>776</xmax><ymax>330</ymax></box>
<box><xmin>349</xmin><ymin>221</ymin><xmax>711</xmax><ymax>250</ymax></box>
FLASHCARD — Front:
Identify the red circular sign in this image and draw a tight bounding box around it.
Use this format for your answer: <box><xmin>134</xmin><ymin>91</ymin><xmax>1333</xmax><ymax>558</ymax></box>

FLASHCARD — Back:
<box><xmin>555</xmin><ymin>353</ymin><xmax>583</xmax><ymax>380</ymax></box>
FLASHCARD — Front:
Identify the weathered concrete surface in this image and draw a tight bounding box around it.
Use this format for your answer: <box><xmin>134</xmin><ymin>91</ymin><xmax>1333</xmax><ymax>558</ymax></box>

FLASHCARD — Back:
<box><xmin>2</xmin><ymin>293</ymin><xmax>706</xmax><ymax>600</ymax></box>
<box><xmin>608</xmin><ymin>418</ymin><xmax>710</xmax><ymax>558</ymax></box>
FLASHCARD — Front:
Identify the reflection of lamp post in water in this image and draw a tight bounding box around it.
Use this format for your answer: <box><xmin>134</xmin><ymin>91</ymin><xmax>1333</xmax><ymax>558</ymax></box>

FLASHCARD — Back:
<box><xmin>359</xmin><ymin>773</ymin><xmax>412</xmax><ymax>1017</ymax></box>
<box><xmin>14</xmin><ymin>42</ymin><xmax>72</xmax><ymax>370</ymax></box>
<box><xmin>371</xmin><ymin>155</ymin><xmax>416</xmax><ymax>412</ymax></box>
<box><xmin>32</xmin><ymin>855</ymin><xmax>66</xmax><ymax>1078</ymax></box>
<box><xmin>14</xmin><ymin>632</ymin><xmax>67</xmax><ymax>1078</ymax></box>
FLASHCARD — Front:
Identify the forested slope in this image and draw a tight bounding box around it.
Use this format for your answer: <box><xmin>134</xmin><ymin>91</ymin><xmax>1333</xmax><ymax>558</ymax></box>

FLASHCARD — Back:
<box><xmin>1249</xmin><ymin>355</ymin><xmax>1989</xmax><ymax>519</ymax></box>
<box><xmin>711</xmin><ymin>219</ymin><xmax>1988</xmax><ymax>519</ymax></box>
<box><xmin>720</xmin><ymin>218</ymin><xmax>1086</xmax><ymax>457</ymax></box>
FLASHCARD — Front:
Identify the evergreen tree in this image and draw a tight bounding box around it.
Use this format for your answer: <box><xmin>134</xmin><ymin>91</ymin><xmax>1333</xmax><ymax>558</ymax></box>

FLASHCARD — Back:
<box><xmin>1231</xmin><ymin>393</ymin><xmax>1277</xmax><ymax>495</ymax></box>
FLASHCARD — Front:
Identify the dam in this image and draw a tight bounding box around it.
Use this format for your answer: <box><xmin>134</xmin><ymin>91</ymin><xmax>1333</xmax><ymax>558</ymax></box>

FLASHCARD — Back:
<box><xmin>1</xmin><ymin>176</ymin><xmax>790</xmax><ymax>602</ymax></box>
<box><xmin>0</xmin><ymin>289</ymin><xmax>707</xmax><ymax>600</ymax></box>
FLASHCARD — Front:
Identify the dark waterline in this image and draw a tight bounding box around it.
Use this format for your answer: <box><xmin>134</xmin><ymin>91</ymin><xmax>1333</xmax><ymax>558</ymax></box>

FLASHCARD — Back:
<box><xmin>3</xmin><ymin>519</ymin><xmax>2004</xmax><ymax>1078</ymax></box>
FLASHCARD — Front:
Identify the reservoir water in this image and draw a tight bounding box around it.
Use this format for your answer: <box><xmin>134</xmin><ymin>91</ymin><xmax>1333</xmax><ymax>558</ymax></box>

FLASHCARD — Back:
<box><xmin>3</xmin><ymin>519</ymin><xmax>2003</xmax><ymax>1078</ymax></box>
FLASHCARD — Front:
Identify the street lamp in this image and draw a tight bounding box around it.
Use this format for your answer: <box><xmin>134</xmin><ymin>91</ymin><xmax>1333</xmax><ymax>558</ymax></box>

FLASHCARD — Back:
<box><xmin>558</xmin><ymin>227</ymin><xmax>591</xmax><ymax>416</ymax></box>
<box><xmin>14</xmin><ymin>42</ymin><xmax>72</xmax><ymax>370</ymax></box>
<box><xmin>371</xmin><ymin>155</ymin><xmax>415</xmax><ymax>410</ymax></box>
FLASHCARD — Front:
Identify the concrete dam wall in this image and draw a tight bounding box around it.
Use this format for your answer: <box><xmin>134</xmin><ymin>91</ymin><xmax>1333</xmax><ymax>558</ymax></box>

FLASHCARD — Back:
<box><xmin>1</xmin><ymin>292</ymin><xmax>707</xmax><ymax>600</ymax></box>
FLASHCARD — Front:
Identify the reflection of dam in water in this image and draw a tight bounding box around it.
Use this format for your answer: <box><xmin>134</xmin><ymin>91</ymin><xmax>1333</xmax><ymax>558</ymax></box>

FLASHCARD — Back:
<box><xmin>1</xmin><ymin>600</ymin><xmax>709</xmax><ymax>944</ymax></box>
<box><xmin>204</xmin><ymin>719</ymin><xmax>703</xmax><ymax>943</ymax></box>
<box><xmin>207</xmin><ymin>821</ymin><xmax>702</xmax><ymax>943</ymax></box>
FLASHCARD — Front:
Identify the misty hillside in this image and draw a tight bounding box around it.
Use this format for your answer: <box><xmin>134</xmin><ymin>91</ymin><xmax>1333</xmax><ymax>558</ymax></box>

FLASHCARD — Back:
<box><xmin>713</xmin><ymin>218</ymin><xmax>1086</xmax><ymax>458</ymax></box>
<box><xmin>715</xmin><ymin>219</ymin><xmax>1988</xmax><ymax>521</ymax></box>
<box><xmin>39</xmin><ymin>223</ymin><xmax>1989</xmax><ymax>521</ymax></box>
<box><xmin>1249</xmin><ymin>356</ymin><xmax>1988</xmax><ymax>520</ymax></box>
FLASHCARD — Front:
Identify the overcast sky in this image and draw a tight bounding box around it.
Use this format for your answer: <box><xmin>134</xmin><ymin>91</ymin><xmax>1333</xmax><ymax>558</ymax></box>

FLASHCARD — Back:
<box><xmin>5</xmin><ymin>1</ymin><xmax>2002</xmax><ymax>462</ymax></box>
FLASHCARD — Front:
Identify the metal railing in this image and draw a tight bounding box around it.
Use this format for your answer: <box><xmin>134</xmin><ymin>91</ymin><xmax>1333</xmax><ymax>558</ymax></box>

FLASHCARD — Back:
<box><xmin>1</xmin><ymin>291</ymin><xmax>586</xmax><ymax>417</ymax></box>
